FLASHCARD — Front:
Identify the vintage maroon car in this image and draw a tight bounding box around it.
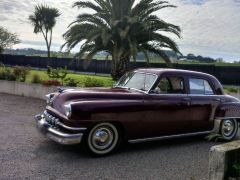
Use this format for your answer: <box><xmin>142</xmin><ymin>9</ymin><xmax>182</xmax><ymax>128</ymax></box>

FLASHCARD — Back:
<box><xmin>35</xmin><ymin>68</ymin><xmax>240</xmax><ymax>156</ymax></box>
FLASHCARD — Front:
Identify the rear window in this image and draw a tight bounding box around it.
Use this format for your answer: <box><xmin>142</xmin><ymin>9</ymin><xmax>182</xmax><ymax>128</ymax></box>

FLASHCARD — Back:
<box><xmin>189</xmin><ymin>78</ymin><xmax>214</xmax><ymax>95</ymax></box>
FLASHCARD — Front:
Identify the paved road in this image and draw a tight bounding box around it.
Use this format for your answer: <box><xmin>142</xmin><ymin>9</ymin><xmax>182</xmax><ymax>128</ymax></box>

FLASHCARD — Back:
<box><xmin>0</xmin><ymin>93</ymin><xmax>219</xmax><ymax>180</ymax></box>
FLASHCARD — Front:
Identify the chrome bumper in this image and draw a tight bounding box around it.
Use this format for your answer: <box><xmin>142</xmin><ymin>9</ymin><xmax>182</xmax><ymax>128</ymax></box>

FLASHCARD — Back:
<box><xmin>34</xmin><ymin>114</ymin><xmax>85</xmax><ymax>145</ymax></box>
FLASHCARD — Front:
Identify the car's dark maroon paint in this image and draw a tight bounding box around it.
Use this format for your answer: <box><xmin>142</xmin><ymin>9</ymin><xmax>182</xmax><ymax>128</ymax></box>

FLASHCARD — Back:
<box><xmin>36</xmin><ymin>69</ymin><xmax>240</xmax><ymax>154</ymax></box>
<box><xmin>43</xmin><ymin>69</ymin><xmax>240</xmax><ymax>141</ymax></box>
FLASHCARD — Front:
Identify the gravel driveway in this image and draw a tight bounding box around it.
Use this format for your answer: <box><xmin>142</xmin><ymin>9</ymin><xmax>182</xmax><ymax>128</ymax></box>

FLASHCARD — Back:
<box><xmin>0</xmin><ymin>93</ymin><xmax>219</xmax><ymax>180</ymax></box>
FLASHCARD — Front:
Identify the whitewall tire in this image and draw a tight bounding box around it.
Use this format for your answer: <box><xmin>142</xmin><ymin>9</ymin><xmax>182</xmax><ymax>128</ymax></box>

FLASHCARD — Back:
<box><xmin>86</xmin><ymin>123</ymin><xmax>120</xmax><ymax>156</ymax></box>
<box><xmin>220</xmin><ymin>119</ymin><xmax>238</xmax><ymax>140</ymax></box>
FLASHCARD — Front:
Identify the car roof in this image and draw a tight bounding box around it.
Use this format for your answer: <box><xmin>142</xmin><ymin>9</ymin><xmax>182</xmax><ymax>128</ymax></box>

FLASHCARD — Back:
<box><xmin>134</xmin><ymin>68</ymin><xmax>224</xmax><ymax>95</ymax></box>
<box><xmin>134</xmin><ymin>68</ymin><xmax>211</xmax><ymax>77</ymax></box>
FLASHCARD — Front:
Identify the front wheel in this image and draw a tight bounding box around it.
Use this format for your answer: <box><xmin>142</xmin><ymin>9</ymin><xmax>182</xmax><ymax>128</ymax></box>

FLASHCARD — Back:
<box><xmin>85</xmin><ymin>123</ymin><xmax>120</xmax><ymax>156</ymax></box>
<box><xmin>220</xmin><ymin>119</ymin><xmax>238</xmax><ymax>140</ymax></box>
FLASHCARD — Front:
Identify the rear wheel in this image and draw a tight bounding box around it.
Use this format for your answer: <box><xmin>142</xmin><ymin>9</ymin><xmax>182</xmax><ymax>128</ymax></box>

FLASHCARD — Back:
<box><xmin>86</xmin><ymin>123</ymin><xmax>120</xmax><ymax>156</ymax></box>
<box><xmin>220</xmin><ymin>119</ymin><xmax>238</xmax><ymax>140</ymax></box>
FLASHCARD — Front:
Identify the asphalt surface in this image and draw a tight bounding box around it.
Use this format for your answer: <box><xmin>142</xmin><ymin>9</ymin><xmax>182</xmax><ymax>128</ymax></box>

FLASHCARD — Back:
<box><xmin>0</xmin><ymin>93</ymin><xmax>220</xmax><ymax>180</ymax></box>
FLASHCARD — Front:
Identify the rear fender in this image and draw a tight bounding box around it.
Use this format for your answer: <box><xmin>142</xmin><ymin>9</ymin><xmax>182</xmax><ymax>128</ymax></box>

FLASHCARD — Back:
<box><xmin>213</xmin><ymin>102</ymin><xmax>240</xmax><ymax>133</ymax></box>
<box><xmin>215</xmin><ymin>102</ymin><xmax>240</xmax><ymax>119</ymax></box>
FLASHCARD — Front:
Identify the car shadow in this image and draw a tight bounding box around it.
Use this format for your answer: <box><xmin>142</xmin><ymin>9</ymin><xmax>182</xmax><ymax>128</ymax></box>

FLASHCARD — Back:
<box><xmin>119</xmin><ymin>135</ymin><xmax>218</xmax><ymax>154</ymax></box>
<box><xmin>35</xmin><ymin>135</ymin><xmax>219</xmax><ymax>158</ymax></box>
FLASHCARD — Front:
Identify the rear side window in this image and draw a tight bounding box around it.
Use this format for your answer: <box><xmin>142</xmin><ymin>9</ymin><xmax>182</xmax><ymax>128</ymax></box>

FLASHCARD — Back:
<box><xmin>189</xmin><ymin>78</ymin><xmax>214</xmax><ymax>95</ymax></box>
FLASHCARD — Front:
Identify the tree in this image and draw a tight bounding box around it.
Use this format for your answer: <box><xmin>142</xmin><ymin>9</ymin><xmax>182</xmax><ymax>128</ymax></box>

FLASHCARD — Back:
<box><xmin>29</xmin><ymin>4</ymin><xmax>60</xmax><ymax>58</ymax></box>
<box><xmin>0</xmin><ymin>26</ymin><xmax>20</xmax><ymax>54</ymax></box>
<box><xmin>62</xmin><ymin>0</ymin><xmax>181</xmax><ymax>80</ymax></box>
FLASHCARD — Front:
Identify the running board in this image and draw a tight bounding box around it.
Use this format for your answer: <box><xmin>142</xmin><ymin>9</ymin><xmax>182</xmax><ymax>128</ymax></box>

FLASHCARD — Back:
<box><xmin>128</xmin><ymin>131</ymin><xmax>212</xmax><ymax>144</ymax></box>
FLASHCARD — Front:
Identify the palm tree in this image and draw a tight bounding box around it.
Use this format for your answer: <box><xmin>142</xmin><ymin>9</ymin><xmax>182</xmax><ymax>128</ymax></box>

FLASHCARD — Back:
<box><xmin>62</xmin><ymin>0</ymin><xmax>181</xmax><ymax>80</ymax></box>
<box><xmin>29</xmin><ymin>5</ymin><xmax>60</xmax><ymax>58</ymax></box>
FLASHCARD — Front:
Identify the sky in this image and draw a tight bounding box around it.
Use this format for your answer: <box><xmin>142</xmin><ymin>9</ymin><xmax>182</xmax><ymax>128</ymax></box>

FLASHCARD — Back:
<box><xmin>0</xmin><ymin>0</ymin><xmax>240</xmax><ymax>62</ymax></box>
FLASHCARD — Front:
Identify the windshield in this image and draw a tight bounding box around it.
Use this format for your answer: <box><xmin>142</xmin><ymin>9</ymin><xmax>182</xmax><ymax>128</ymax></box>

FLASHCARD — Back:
<box><xmin>115</xmin><ymin>72</ymin><xmax>157</xmax><ymax>92</ymax></box>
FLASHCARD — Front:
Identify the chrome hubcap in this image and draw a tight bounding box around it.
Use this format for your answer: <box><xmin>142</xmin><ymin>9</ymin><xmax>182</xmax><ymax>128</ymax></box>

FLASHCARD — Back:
<box><xmin>92</xmin><ymin>127</ymin><xmax>114</xmax><ymax>150</ymax></box>
<box><xmin>222</xmin><ymin>120</ymin><xmax>234</xmax><ymax>137</ymax></box>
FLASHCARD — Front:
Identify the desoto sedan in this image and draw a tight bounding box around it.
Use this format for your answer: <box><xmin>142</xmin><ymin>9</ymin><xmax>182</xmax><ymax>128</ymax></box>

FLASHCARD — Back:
<box><xmin>35</xmin><ymin>68</ymin><xmax>240</xmax><ymax>156</ymax></box>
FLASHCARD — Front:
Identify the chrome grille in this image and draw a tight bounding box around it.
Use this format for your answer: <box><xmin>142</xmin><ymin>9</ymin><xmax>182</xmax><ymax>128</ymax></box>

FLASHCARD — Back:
<box><xmin>44</xmin><ymin>111</ymin><xmax>60</xmax><ymax>126</ymax></box>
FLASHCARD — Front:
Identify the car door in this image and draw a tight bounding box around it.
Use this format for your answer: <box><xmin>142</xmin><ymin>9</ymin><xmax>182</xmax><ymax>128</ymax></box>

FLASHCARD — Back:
<box><xmin>186</xmin><ymin>77</ymin><xmax>221</xmax><ymax>132</ymax></box>
<box><xmin>142</xmin><ymin>74</ymin><xmax>193</xmax><ymax>138</ymax></box>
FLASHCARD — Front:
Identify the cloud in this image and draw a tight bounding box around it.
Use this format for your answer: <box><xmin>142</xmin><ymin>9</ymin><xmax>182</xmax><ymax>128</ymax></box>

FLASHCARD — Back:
<box><xmin>0</xmin><ymin>0</ymin><xmax>240</xmax><ymax>61</ymax></box>
<box><xmin>157</xmin><ymin>0</ymin><xmax>240</xmax><ymax>61</ymax></box>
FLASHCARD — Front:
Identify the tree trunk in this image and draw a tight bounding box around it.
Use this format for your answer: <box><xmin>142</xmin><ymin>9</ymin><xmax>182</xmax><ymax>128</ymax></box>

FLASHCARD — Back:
<box><xmin>47</xmin><ymin>46</ymin><xmax>50</xmax><ymax>58</ymax></box>
<box><xmin>111</xmin><ymin>56</ymin><xmax>130</xmax><ymax>80</ymax></box>
<box><xmin>0</xmin><ymin>46</ymin><xmax>4</xmax><ymax>54</ymax></box>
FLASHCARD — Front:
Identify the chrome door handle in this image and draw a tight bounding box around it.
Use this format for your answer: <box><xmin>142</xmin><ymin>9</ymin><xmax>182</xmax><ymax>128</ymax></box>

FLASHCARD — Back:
<box><xmin>181</xmin><ymin>97</ymin><xmax>191</xmax><ymax>101</ymax></box>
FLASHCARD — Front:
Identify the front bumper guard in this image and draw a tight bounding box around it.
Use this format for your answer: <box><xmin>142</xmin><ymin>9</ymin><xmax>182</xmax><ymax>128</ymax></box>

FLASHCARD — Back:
<box><xmin>34</xmin><ymin>114</ymin><xmax>85</xmax><ymax>145</ymax></box>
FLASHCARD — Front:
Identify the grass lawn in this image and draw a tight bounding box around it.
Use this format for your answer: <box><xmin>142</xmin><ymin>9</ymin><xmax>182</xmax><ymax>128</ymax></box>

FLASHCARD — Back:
<box><xmin>27</xmin><ymin>70</ymin><xmax>115</xmax><ymax>87</ymax></box>
<box><xmin>0</xmin><ymin>67</ymin><xmax>115</xmax><ymax>87</ymax></box>
<box><xmin>223</xmin><ymin>85</ymin><xmax>240</xmax><ymax>94</ymax></box>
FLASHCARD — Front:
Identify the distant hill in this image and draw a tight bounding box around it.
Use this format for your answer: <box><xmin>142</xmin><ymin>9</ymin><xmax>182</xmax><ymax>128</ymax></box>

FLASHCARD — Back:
<box><xmin>3</xmin><ymin>48</ymin><xmax>222</xmax><ymax>63</ymax></box>
<box><xmin>4</xmin><ymin>48</ymin><xmax>47</xmax><ymax>56</ymax></box>
<box><xmin>3</xmin><ymin>48</ymin><xmax>179</xmax><ymax>61</ymax></box>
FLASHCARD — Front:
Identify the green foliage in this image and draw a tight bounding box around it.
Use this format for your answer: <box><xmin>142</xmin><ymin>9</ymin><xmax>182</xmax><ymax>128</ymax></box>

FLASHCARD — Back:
<box><xmin>232</xmin><ymin>163</ymin><xmax>240</xmax><ymax>178</ymax></box>
<box><xmin>224</xmin><ymin>86</ymin><xmax>239</xmax><ymax>94</ymax></box>
<box><xmin>228</xmin><ymin>161</ymin><xmax>240</xmax><ymax>178</ymax></box>
<box><xmin>62</xmin><ymin>0</ymin><xmax>181</xmax><ymax>79</ymax></box>
<box><xmin>64</xmin><ymin>77</ymin><xmax>78</xmax><ymax>87</ymax></box>
<box><xmin>29</xmin><ymin>4</ymin><xmax>60</xmax><ymax>57</ymax></box>
<box><xmin>47</xmin><ymin>66</ymin><xmax>68</xmax><ymax>85</ymax></box>
<box><xmin>31</xmin><ymin>73</ymin><xmax>42</xmax><ymax>84</ymax></box>
<box><xmin>0</xmin><ymin>65</ymin><xmax>17</xmax><ymax>81</ymax></box>
<box><xmin>83</xmin><ymin>77</ymin><xmax>104</xmax><ymax>87</ymax></box>
<box><xmin>13</xmin><ymin>66</ymin><xmax>30</xmax><ymax>82</ymax></box>
<box><xmin>205</xmin><ymin>133</ymin><xmax>223</xmax><ymax>142</ymax></box>
<box><xmin>0</xmin><ymin>26</ymin><xmax>20</xmax><ymax>53</ymax></box>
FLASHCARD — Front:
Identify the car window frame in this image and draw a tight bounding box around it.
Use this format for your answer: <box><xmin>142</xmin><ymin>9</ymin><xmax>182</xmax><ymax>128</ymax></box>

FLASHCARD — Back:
<box><xmin>149</xmin><ymin>73</ymin><xmax>188</xmax><ymax>95</ymax></box>
<box><xmin>115</xmin><ymin>71</ymin><xmax>158</xmax><ymax>93</ymax></box>
<box><xmin>186</xmin><ymin>76</ymin><xmax>216</xmax><ymax>95</ymax></box>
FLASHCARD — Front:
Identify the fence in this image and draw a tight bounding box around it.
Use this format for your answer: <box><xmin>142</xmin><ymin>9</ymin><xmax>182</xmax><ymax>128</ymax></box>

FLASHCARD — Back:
<box><xmin>0</xmin><ymin>54</ymin><xmax>240</xmax><ymax>85</ymax></box>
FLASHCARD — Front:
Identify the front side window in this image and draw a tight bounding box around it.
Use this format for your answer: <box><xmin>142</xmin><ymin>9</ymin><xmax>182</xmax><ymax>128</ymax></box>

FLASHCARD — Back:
<box><xmin>189</xmin><ymin>78</ymin><xmax>214</xmax><ymax>95</ymax></box>
<box><xmin>153</xmin><ymin>76</ymin><xmax>185</xmax><ymax>94</ymax></box>
<box><xmin>115</xmin><ymin>72</ymin><xmax>157</xmax><ymax>91</ymax></box>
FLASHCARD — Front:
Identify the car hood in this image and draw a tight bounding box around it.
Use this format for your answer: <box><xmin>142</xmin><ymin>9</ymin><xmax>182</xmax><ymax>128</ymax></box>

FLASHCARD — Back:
<box><xmin>52</xmin><ymin>87</ymin><xmax>143</xmax><ymax>115</ymax></box>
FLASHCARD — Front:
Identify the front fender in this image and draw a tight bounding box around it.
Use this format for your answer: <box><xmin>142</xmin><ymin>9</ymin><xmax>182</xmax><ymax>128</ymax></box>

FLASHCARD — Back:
<box><xmin>70</xmin><ymin>99</ymin><xmax>144</xmax><ymax>121</ymax></box>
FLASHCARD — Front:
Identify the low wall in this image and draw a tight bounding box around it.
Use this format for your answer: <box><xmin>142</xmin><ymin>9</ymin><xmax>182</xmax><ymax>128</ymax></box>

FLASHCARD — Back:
<box><xmin>209</xmin><ymin>140</ymin><xmax>240</xmax><ymax>180</ymax></box>
<box><xmin>0</xmin><ymin>80</ymin><xmax>56</xmax><ymax>100</ymax></box>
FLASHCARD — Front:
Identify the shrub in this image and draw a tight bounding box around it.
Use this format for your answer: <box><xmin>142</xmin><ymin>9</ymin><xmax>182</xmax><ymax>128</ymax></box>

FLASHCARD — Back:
<box><xmin>64</xmin><ymin>78</ymin><xmax>78</xmax><ymax>87</ymax></box>
<box><xmin>47</xmin><ymin>66</ymin><xmax>68</xmax><ymax>85</ymax></box>
<box><xmin>224</xmin><ymin>86</ymin><xmax>239</xmax><ymax>94</ymax></box>
<box><xmin>0</xmin><ymin>70</ymin><xmax>5</xmax><ymax>80</ymax></box>
<box><xmin>0</xmin><ymin>67</ymin><xmax>17</xmax><ymax>81</ymax></box>
<box><xmin>83</xmin><ymin>77</ymin><xmax>104</xmax><ymax>87</ymax></box>
<box><xmin>31</xmin><ymin>74</ymin><xmax>42</xmax><ymax>84</ymax></box>
<box><xmin>42</xmin><ymin>80</ymin><xmax>61</xmax><ymax>86</ymax></box>
<box><xmin>13</xmin><ymin>66</ymin><xmax>30</xmax><ymax>82</ymax></box>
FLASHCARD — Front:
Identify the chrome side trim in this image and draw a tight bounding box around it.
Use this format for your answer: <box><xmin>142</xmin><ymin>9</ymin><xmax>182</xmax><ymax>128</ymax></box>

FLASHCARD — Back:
<box><xmin>215</xmin><ymin>117</ymin><xmax>240</xmax><ymax>120</ymax></box>
<box><xmin>57</xmin><ymin>122</ymin><xmax>87</xmax><ymax>131</ymax></box>
<box><xmin>128</xmin><ymin>131</ymin><xmax>212</xmax><ymax>144</ymax></box>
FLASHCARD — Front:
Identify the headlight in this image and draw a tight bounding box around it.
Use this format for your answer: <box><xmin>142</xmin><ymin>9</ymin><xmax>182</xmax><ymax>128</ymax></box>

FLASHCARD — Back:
<box><xmin>45</xmin><ymin>94</ymin><xmax>54</xmax><ymax>104</ymax></box>
<box><xmin>64</xmin><ymin>104</ymin><xmax>72</xmax><ymax>118</ymax></box>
